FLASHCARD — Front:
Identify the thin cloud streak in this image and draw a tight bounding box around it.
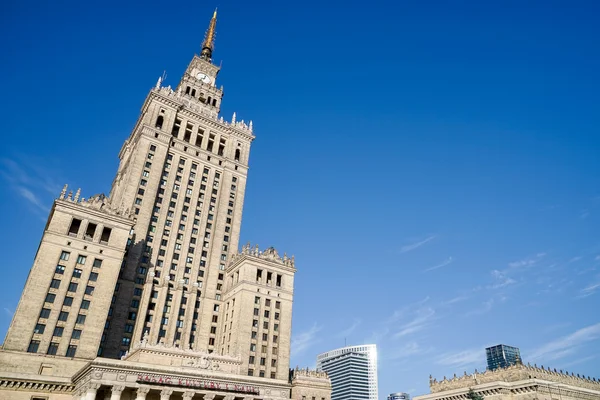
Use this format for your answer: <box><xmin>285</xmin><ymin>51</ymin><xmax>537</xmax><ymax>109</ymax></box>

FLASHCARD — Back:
<box><xmin>577</xmin><ymin>282</ymin><xmax>600</xmax><ymax>298</ymax></box>
<box><xmin>291</xmin><ymin>323</ymin><xmax>322</xmax><ymax>357</ymax></box>
<box><xmin>528</xmin><ymin>323</ymin><xmax>600</xmax><ymax>361</ymax></box>
<box><xmin>393</xmin><ymin>307</ymin><xmax>436</xmax><ymax>338</ymax></box>
<box><xmin>436</xmin><ymin>348</ymin><xmax>483</xmax><ymax>369</ymax></box>
<box><xmin>424</xmin><ymin>257</ymin><xmax>453</xmax><ymax>272</ymax></box>
<box><xmin>399</xmin><ymin>235</ymin><xmax>436</xmax><ymax>254</ymax></box>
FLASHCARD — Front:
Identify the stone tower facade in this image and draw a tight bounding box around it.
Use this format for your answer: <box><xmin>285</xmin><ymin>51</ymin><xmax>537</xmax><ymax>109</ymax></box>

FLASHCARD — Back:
<box><xmin>100</xmin><ymin>12</ymin><xmax>256</xmax><ymax>359</ymax></box>
<box><xmin>3</xmin><ymin>192</ymin><xmax>133</xmax><ymax>360</ymax></box>
<box><xmin>0</xmin><ymin>10</ymin><xmax>332</xmax><ymax>400</ymax></box>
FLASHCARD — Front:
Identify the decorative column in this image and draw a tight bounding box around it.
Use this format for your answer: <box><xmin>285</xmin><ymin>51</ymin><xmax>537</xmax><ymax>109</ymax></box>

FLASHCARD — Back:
<box><xmin>110</xmin><ymin>385</ymin><xmax>125</xmax><ymax>400</ymax></box>
<box><xmin>85</xmin><ymin>383</ymin><xmax>101</xmax><ymax>400</ymax></box>
<box><xmin>183</xmin><ymin>391</ymin><xmax>196</xmax><ymax>400</ymax></box>
<box><xmin>160</xmin><ymin>388</ymin><xmax>174</xmax><ymax>400</ymax></box>
<box><xmin>135</xmin><ymin>386</ymin><xmax>151</xmax><ymax>400</ymax></box>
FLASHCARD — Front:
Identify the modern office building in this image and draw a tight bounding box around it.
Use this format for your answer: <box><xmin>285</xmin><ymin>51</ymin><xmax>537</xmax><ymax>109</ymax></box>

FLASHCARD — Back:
<box><xmin>0</xmin><ymin>10</ymin><xmax>331</xmax><ymax>400</ymax></box>
<box><xmin>316</xmin><ymin>344</ymin><xmax>378</xmax><ymax>400</ymax></box>
<box><xmin>388</xmin><ymin>393</ymin><xmax>410</xmax><ymax>400</ymax></box>
<box><xmin>485</xmin><ymin>344</ymin><xmax>521</xmax><ymax>371</ymax></box>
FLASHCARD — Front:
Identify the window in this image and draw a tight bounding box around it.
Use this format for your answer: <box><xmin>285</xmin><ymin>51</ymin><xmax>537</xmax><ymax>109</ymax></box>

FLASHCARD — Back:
<box><xmin>81</xmin><ymin>300</ymin><xmax>90</xmax><ymax>310</ymax></box>
<box><xmin>58</xmin><ymin>311</ymin><xmax>69</xmax><ymax>321</ymax></box>
<box><xmin>85</xmin><ymin>286</ymin><xmax>95</xmax><ymax>295</ymax></box>
<box><xmin>63</xmin><ymin>297</ymin><xmax>73</xmax><ymax>307</ymax></box>
<box><xmin>263</xmin><ymin>322</ymin><xmax>269</xmax><ymax>329</ymax></box>
<box><xmin>76</xmin><ymin>255</ymin><xmax>86</xmax><ymax>265</ymax></box>
<box><xmin>26</xmin><ymin>340</ymin><xmax>41</xmax><ymax>353</ymax></box>
<box><xmin>92</xmin><ymin>259</ymin><xmax>103</xmax><ymax>269</ymax></box>
<box><xmin>275</xmin><ymin>301</ymin><xmax>281</xmax><ymax>309</ymax></box>
<box><xmin>76</xmin><ymin>314</ymin><xmax>86</xmax><ymax>325</ymax></box>
<box><xmin>66</xmin><ymin>345</ymin><xmax>77</xmax><ymax>357</ymax></box>
<box><xmin>259</xmin><ymin>370</ymin><xmax>265</xmax><ymax>377</ymax></box>
<box><xmin>248</xmin><ymin>369</ymin><xmax>254</xmax><ymax>376</ymax></box>
<box><xmin>39</xmin><ymin>308</ymin><xmax>51</xmax><ymax>319</ymax></box>
<box><xmin>275</xmin><ymin>312</ymin><xmax>280</xmax><ymax>320</ymax></box>
<box><xmin>60</xmin><ymin>251</ymin><xmax>70</xmax><ymax>261</ymax></box>
<box><xmin>254</xmin><ymin>308</ymin><xmax>259</xmax><ymax>316</ymax></box>
<box><xmin>89</xmin><ymin>272</ymin><xmax>98</xmax><ymax>282</ymax></box>
<box><xmin>34</xmin><ymin>323</ymin><xmax>45</xmax><ymax>334</ymax></box>
<box><xmin>72</xmin><ymin>269</ymin><xmax>82</xmax><ymax>279</ymax></box>
<box><xmin>45</xmin><ymin>293</ymin><xmax>56</xmax><ymax>303</ymax></box>
<box><xmin>262</xmin><ymin>333</ymin><xmax>268</xmax><ymax>341</ymax></box>
<box><xmin>53</xmin><ymin>327</ymin><xmax>64</xmax><ymax>337</ymax></box>
<box><xmin>264</xmin><ymin>310</ymin><xmax>270</xmax><ymax>318</ymax></box>
<box><xmin>55</xmin><ymin>265</ymin><xmax>65</xmax><ymax>274</ymax></box>
<box><xmin>68</xmin><ymin>219</ymin><xmax>81</xmax><ymax>236</ymax></box>
<box><xmin>250</xmin><ymin>344</ymin><xmax>256</xmax><ymax>352</ymax></box>
<box><xmin>68</xmin><ymin>282</ymin><xmax>78</xmax><ymax>292</ymax></box>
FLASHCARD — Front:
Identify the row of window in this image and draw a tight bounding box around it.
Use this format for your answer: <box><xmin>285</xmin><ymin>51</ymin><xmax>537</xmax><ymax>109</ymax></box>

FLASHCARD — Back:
<box><xmin>67</xmin><ymin>218</ymin><xmax>112</xmax><ymax>244</ymax></box>
<box><xmin>28</xmin><ymin>340</ymin><xmax>77</xmax><ymax>357</ymax></box>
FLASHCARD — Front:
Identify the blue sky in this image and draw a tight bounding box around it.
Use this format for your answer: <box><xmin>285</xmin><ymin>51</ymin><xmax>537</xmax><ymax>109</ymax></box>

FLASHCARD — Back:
<box><xmin>1</xmin><ymin>0</ymin><xmax>600</xmax><ymax>396</ymax></box>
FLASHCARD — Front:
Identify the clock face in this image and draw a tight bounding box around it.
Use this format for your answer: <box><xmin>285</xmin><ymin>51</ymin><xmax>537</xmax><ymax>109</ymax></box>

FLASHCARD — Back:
<box><xmin>196</xmin><ymin>73</ymin><xmax>212</xmax><ymax>84</ymax></box>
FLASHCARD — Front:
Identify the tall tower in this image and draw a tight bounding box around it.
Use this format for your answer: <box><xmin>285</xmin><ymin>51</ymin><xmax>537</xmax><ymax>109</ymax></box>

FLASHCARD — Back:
<box><xmin>317</xmin><ymin>344</ymin><xmax>379</xmax><ymax>400</ymax></box>
<box><xmin>102</xmin><ymin>10</ymin><xmax>256</xmax><ymax>358</ymax></box>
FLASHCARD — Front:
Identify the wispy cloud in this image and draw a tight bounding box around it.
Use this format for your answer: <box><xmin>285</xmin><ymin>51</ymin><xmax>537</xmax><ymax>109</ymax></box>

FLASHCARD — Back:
<box><xmin>291</xmin><ymin>323</ymin><xmax>322</xmax><ymax>357</ymax></box>
<box><xmin>424</xmin><ymin>257</ymin><xmax>453</xmax><ymax>273</ymax></box>
<box><xmin>337</xmin><ymin>319</ymin><xmax>361</xmax><ymax>338</ymax></box>
<box><xmin>393</xmin><ymin>307</ymin><xmax>436</xmax><ymax>338</ymax></box>
<box><xmin>387</xmin><ymin>296</ymin><xmax>430</xmax><ymax>324</ymax></box>
<box><xmin>441</xmin><ymin>295</ymin><xmax>468</xmax><ymax>306</ymax></box>
<box><xmin>0</xmin><ymin>157</ymin><xmax>62</xmax><ymax>214</ymax></box>
<box><xmin>488</xmin><ymin>270</ymin><xmax>517</xmax><ymax>289</ymax></box>
<box><xmin>385</xmin><ymin>341</ymin><xmax>433</xmax><ymax>361</ymax></box>
<box><xmin>577</xmin><ymin>282</ymin><xmax>600</xmax><ymax>299</ymax></box>
<box><xmin>528</xmin><ymin>323</ymin><xmax>600</xmax><ymax>361</ymax></box>
<box><xmin>3</xmin><ymin>308</ymin><xmax>13</xmax><ymax>318</ymax></box>
<box><xmin>436</xmin><ymin>348</ymin><xmax>484</xmax><ymax>369</ymax></box>
<box><xmin>508</xmin><ymin>253</ymin><xmax>546</xmax><ymax>269</ymax></box>
<box><xmin>16</xmin><ymin>186</ymin><xmax>47</xmax><ymax>212</ymax></box>
<box><xmin>399</xmin><ymin>235</ymin><xmax>436</xmax><ymax>254</ymax></box>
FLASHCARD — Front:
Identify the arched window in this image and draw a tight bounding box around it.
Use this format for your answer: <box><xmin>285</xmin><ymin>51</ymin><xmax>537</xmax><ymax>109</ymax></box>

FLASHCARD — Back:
<box><xmin>235</xmin><ymin>149</ymin><xmax>241</xmax><ymax>162</ymax></box>
<box><xmin>212</xmin><ymin>99</ymin><xmax>217</xmax><ymax>107</ymax></box>
<box><xmin>191</xmin><ymin>89</ymin><xmax>196</xmax><ymax>97</ymax></box>
<box><xmin>155</xmin><ymin>116</ymin><xmax>164</xmax><ymax>129</ymax></box>
<box><xmin>185</xmin><ymin>86</ymin><xmax>190</xmax><ymax>95</ymax></box>
<box><xmin>207</xmin><ymin>96</ymin><xmax>212</xmax><ymax>105</ymax></box>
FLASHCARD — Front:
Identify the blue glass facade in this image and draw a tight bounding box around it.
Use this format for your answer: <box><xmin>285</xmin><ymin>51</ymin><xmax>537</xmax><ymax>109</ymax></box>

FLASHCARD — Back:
<box><xmin>486</xmin><ymin>344</ymin><xmax>521</xmax><ymax>370</ymax></box>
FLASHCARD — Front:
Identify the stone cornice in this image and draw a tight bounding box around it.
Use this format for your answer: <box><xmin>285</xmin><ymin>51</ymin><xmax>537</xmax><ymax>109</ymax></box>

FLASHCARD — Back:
<box><xmin>429</xmin><ymin>363</ymin><xmax>600</xmax><ymax>393</ymax></box>
<box><xmin>0</xmin><ymin>377</ymin><xmax>73</xmax><ymax>394</ymax></box>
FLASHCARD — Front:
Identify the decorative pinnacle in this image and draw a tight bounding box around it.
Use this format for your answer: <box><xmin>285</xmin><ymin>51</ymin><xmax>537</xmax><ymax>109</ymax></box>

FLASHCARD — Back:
<box><xmin>200</xmin><ymin>9</ymin><xmax>218</xmax><ymax>60</ymax></box>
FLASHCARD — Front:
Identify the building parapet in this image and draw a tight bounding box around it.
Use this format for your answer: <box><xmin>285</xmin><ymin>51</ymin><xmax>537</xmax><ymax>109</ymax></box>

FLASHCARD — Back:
<box><xmin>57</xmin><ymin>184</ymin><xmax>134</xmax><ymax>220</ymax></box>
<box><xmin>153</xmin><ymin>84</ymin><xmax>254</xmax><ymax>135</ymax></box>
<box><xmin>291</xmin><ymin>367</ymin><xmax>328</xmax><ymax>380</ymax></box>
<box><xmin>430</xmin><ymin>362</ymin><xmax>600</xmax><ymax>393</ymax></box>
<box><xmin>231</xmin><ymin>243</ymin><xmax>295</xmax><ymax>268</ymax></box>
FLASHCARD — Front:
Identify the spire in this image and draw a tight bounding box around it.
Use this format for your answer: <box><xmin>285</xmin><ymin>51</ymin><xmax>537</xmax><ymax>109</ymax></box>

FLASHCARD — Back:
<box><xmin>200</xmin><ymin>9</ymin><xmax>218</xmax><ymax>60</ymax></box>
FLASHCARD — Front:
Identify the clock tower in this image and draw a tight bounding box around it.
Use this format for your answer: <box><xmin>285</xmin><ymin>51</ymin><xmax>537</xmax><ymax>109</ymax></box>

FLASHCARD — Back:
<box><xmin>176</xmin><ymin>10</ymin><xmax>224</xmax><ymax>116</ymax></box>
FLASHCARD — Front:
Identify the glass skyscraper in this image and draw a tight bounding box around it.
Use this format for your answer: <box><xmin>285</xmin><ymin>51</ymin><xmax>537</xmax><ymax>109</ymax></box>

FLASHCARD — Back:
<box><xmin>486</xmin><ymin>344</ymin><xmax>521</xmax><ymax>370</ymax></box>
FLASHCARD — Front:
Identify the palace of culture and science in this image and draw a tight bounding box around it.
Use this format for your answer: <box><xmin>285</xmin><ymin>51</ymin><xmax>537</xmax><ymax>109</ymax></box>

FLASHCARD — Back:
<box><xmin>0</xmin><ymin>11</ymin><xmax>330</xmax><ymax>400</ymax></box>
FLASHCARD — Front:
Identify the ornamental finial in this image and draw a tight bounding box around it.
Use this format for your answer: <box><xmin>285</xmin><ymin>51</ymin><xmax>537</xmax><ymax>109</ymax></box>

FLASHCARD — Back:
<box><xmin>200</xmin><ymin>9</ymin><xmax>218</xmax><ymax>60</ymax></box>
